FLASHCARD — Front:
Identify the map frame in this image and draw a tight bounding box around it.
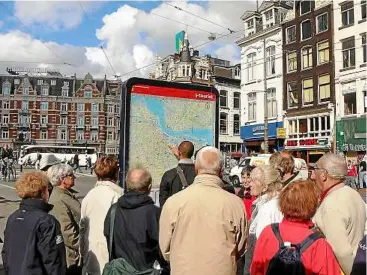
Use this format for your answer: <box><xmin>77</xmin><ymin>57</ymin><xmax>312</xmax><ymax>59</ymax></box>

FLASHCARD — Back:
<box><xmin>119</xmin><ymin>77</ymin><xmax>219</xmax><ymax>189</ymax></box>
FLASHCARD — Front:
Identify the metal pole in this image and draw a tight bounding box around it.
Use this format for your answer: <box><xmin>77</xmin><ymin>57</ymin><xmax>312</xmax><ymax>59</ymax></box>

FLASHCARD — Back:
<box><xmin>263</xmin><ymin>39</ymin><xmax>269</xmax><ymax>154</ymax></box>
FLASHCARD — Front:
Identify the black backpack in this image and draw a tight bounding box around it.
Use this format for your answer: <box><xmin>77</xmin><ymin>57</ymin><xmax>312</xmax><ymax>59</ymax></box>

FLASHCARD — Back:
<box><xmin>266</xmin><ymin>223</ymin><xmax>322</xmax><ymax>275</ymax></box>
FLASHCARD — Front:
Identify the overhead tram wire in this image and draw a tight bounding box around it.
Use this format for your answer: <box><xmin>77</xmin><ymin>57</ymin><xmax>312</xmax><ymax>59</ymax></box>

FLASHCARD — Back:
<box><xmin>164</xmin><ymin>2</ymin><xmax>236</xmax><ymax>34</ymax></box>
<box><xmin>151</xmin><ymin>12</ymin><xmax>221</xmax><ymax>35</ymax></box>
<box><xmin>0</xmin><ymin>2</ymin><xmax>77</xmax><ymax>67</ymax></box>
<box><xmin>78</xmin><ymin>0</ymin><xmax>118</xmax><ymax>77</ymax></box>
<box><xmin>119</xmin><ymin>29</ymin><xmax>245</xmax><ymax>78</ymax></box>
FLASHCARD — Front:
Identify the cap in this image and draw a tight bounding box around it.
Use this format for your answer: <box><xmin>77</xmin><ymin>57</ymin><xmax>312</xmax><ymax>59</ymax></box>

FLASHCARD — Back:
<box><xmin>39</xmin><ymin>154</ymin><xmax>61</xmax><ymax>171</ymax></box>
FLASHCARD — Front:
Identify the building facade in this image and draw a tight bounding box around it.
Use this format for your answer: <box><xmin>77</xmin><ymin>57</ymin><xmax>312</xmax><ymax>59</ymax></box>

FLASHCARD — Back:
<box><xmin>152</xmin><ymin>35</ymin><xmax>243</xmax><ymax>155</ymax></box>
<box><xmin>0</xmin><ymin>72</ymin><xmax>121</xmax><ymax>155</ymax></box>
<box><xmin>236</xmin><ymin>1</ymin><xmax>293</xmax><ymax>154</ymax></box>
<box><xmin>281</xmin><ymin>0</ymin><xmax>335</xmax><ymax>163</ymax></box>
<box><xmin>333</xmin><ymin>0</ymin><xmax>367</xmax><ymax>161</ymax></box>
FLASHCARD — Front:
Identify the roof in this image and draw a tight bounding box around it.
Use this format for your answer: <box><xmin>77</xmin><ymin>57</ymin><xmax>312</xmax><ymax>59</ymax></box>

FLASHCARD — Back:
<box><xmin>240</xmin><ymin>10</ymin><xmax>260</xmax><ymax>21</ymax></box>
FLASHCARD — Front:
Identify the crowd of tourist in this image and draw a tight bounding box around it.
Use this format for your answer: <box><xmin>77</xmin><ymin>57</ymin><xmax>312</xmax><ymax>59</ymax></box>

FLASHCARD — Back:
<box><xmin>1</xmin><ymin>141</ymin><xmax>366</xmax><ymax>275</ymax></box>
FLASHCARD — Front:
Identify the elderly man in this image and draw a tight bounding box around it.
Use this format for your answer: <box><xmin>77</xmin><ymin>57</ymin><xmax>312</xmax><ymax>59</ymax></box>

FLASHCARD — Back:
<box><xmin>104</xmin><ymin>168</ymin><xmax>165</xmax><ymax>274</ymax></box>
<box><xmin>159</xmin><ymin>146</ymin><xmax>248</xmax><ymax>275</ymax></box>
<box><xmin>47</xmin><ymin>164</ymin><xmax>81</xmax><ymax>275</ymax></box>
<box><xmin>312</xmin><ymin>153</ymin><xmax>366</xmax><ymax>275</ymax></box>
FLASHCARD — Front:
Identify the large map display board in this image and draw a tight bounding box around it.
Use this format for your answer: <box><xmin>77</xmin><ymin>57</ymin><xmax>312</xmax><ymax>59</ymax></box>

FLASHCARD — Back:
<box><xmin>120</xmin><ymin>78</ymin><xmax>219</xmax><ymax>188</ymax></box>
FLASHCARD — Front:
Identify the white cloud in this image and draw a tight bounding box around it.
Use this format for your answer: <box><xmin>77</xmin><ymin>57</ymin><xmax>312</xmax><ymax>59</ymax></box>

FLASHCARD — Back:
<box><xmin>2</xmin><ymin>1</ymin><xmax>256</xmax><ymax>79</ymax></box>
<box><xmin>215</xmin><ymin>44</ymin><xmax>240</xmax><ymax>65</ymax></box>
<box><xmin>14</xmin><ymin>1</ymin><xmax>102</xmax><ymax>30</ymax></box>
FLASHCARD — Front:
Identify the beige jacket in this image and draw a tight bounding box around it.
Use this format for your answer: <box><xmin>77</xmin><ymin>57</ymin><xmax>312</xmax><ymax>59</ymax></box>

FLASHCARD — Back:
<box><xmin>314</xmin><ymin>184</ymin><xmax>366</xmax><ymax>275</ymax></box>
<box><xmin>159</xmin><ymin>174</ymin><xmax>248</xmax><ymax>275</ymax></box>
<box><xmin>49</xmin><ymin>186</ymin><xmax>81</xmax><ymax>268</ymax></box>
<box><xmin>80</xmin><ymin>181</ymin><xmax>124</xmax><ymax>275</ymax></box>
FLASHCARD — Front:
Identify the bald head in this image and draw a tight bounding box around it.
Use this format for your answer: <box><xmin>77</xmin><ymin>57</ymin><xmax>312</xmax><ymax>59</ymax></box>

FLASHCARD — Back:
<box><xmin>195</xmin><ymin>146</ymin><xmax>223</xmax><ymax>176</ymax></box>
<box><xmin>126</xmin><ymin>168</ymin><xmax>152</xmax><ymax>193</ymax></box>
<box><xmin>317</xmin><ymin>153</ymin><xmax>347</xmax><ymax>180</ymax></box>
<box><xmin>178</xmin><ymin>141</ymin><xmax>194</xmax><ymax>159</ymax></box>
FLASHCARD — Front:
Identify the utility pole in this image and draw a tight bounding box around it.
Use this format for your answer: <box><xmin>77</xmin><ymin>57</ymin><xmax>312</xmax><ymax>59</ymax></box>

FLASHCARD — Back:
<box><xmin>263</xmin><ymin>39</ymin><xmax>269</xmax><ymax>154</ymax></box>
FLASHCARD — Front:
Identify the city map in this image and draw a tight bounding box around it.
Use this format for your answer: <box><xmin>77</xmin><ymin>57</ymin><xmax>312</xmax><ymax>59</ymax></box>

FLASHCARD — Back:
<box><xmin>129</xmin><ymin>84</ymin><xmax>217</xmax><ymax>187</ymax></box>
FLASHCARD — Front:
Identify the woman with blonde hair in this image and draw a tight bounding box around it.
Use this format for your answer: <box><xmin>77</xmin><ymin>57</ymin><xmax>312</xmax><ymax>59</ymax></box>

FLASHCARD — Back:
<box><xmin>243</xmin><ymin>165</ymin><xmax>283</xmax><ymax>275</ymax></box>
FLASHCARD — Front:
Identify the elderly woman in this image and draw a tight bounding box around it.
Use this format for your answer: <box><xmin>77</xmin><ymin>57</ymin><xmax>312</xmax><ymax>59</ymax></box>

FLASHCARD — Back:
<box><xmin>2</xmin><ymin>172</ymin><xmax>67</xmax><ymax>274</ymax></box>
<box><xmin>80</xmin><ymin>156</ymin><xmax>124</xmax><ymax>275</ymax></box>
<box><xmin>47</xmin><ymin>164</ymin><xmax>81</xmax><ymax>275</ymax></box>
<box><xmin>237</xmin><ymin>166</ymin><xmax>256</xmax><ymax>221</ymax></box>
<box><xmin>251</xmin><ymin>180</ymin><xmax>341</xmax><ymax>275</ymax></box>
<box><xmin>243</xmin><ymin>165</ymin><xmax>283</xmax><ymax>275</ymax></box>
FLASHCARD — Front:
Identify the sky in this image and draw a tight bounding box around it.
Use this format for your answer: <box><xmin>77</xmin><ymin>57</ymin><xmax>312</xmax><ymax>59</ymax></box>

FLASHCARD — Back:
<box><xmin>0</xmin><ymin>1</ymin><xmax>256</xmax><ymax>80</ymax></box>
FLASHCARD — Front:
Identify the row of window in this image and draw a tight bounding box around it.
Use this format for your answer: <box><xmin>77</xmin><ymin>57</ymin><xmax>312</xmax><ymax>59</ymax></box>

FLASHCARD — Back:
<box><xmin>246</xmin><ymin>45</ymin><xmax>276</xmax><ymax>82</ymax></box>
<box><xmin>286</xmin><ymin>12</ymin><xmax>328</xmax><ymax>44</ymax></box>
<box><xmin>1</xmin><ymin>87</ymin><xmax>96</xmax><ymax>98</ymax></box>
<box><xmin>1</xmin><ymin>101</ymin><xmax>118</xmax><ymax>113</ymax></box>
<box><xmin>285</xmin><ymin>34</ymin><xmax>365</xmax><ymax>74</ymax></box>
<box><xmin>247</xmin><ymin>88</ymin><xmax>277</xmax><ymax>121</ymax></box>
<box><xmin>340</xmin><ymin>1</ymin><xmax>366</xmax><ymax>27</ymax></box>
<box><xmin>1</xmin><ymin>115</ymin><xmax>119</xmax><ymax>128</ymax></box>
<box><xmin>287</xmin><ymin>115</ymin><xmax>332</xmax><ymax>139</ymax></box>
<box><xmin>286</xmin><ymin>40</ymin><xmax>330</xmax><ymax>73</ymax></box>
<box><xmin>7</xmin><ymin>79</ymin><xmax>70</xmax><ymax>87</ymax></box>
<box><xmin>0</xmin><ymin>130</ymin><xmax>110</xmax><ymax>141</ymax></box>
<box><xmin>219</xmin><ymin>90</ymin><xmax>241</xmax><ymax>109</ymax></box>
<box><xmin>286</xmin><ymin>74</ymin><xmax>331</xmax><ymax>108</ymax></box>
<box><xmin>220</xmin><ymin>113</ymin><xmax>240</xmax><ymax>135</ymax></box>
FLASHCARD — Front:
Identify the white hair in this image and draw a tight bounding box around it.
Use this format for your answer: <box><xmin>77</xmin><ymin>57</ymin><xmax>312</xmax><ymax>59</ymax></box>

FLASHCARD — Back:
<box><xmin>319</xmin><ymin>153</ymin><xmax>348</xmax><ymax>180</ymax></box>
<box><xmin>195</xmin><ymin>146</ymin><xmax>223</xmax><ymax>175</ymax></box>
<box><xmin>46</xmin><ymin>164</ymin><xmax>74</xmax><ymax>186</ymax></box>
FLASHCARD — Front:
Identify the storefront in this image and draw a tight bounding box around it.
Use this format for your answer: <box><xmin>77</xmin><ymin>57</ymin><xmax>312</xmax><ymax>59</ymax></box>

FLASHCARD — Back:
<box><xmin>336</xmin><ymin>116</ymin><xmax>366</xmax><ymax>162</ymax></box>
<box><xmin>284</xmin><ymin>137</ymin><xmax>331</xmax><ymax>163</ymax></box>
<box><xmin>240</xmin><ymin>122</ymin><xmax>284</xmax><ymax>155</ymax></box>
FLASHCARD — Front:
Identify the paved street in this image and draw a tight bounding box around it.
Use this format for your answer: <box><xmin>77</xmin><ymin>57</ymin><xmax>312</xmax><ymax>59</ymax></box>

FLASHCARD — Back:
<box><xmin>0</xmin><ymin>167</ymin><xmax>97</xmax><ymax>273</ymax></box>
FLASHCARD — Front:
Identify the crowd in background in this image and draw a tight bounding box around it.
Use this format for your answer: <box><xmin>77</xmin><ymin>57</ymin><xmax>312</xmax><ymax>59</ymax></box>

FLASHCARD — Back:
<box><xmin>1</xmin><ymin>141</ymin><xmax>366</xmax><ymax>275</ymax></box>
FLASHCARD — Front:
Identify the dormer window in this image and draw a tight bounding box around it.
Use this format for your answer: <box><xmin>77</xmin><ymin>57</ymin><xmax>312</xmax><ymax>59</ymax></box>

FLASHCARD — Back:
<box><xmin>41</xmin><ymin>87</ymin><xmax>48</xmax><ymax>96</ymax></box>
<box><xmin>62</xmin><ymin>87</ymin><xmax>68</xmax><ymax>97</ymax></box>
<box><xmin>14</xmin><ymin>79</ymin><xmax>20</xmax><ymax>85</ymax></box>
<box><xmin>2</xmin><ymin>85</ymin><xmax>10</xmax><ymax>95</ymax></box>
<box><xmin>84</xmin><ymin>88</ymin><xmax>92</xmax><ymax>98</ymax></box>
<box><xmin>265</xmin><ymin>10</ymin><xmax>273</xmax><ymax>20</ymax></box>
<box><xmin>300</xmin><ymin>1</ymin><xmax>312</xmax><ymax>15</ymax></box>
<box><xmin>23</xmin><ymin>87</ymin><xmax>29</xmax><ymax>95</ymax></box>
<box><xmin>247</xmin><ymin>19</ymin><xmax>254</xmax><ymax>28</ymax></box>
<box><xmin>38</xmin><ymin>79</ymin><xmax>43</xmax><ymax>85</ymax></box>
<box><xmin>64</xmin><ymin>81</ymin><xmax>69</xmax><ymax>87</ymax></box>
<box><xmin>51</xmin><ymin>80</ymin><xmax>56</xmax><ymax>86</ymax></box>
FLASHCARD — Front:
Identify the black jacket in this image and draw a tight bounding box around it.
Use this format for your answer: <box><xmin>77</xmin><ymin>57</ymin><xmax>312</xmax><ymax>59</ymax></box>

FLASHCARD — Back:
<box><xmin>104</xmin><ymin>191</ymin><xmax>163</xmax><ymax>272</ymax></box>
<box><xmin>1</xmin><ymin>199</ymin><xmax>67</xmax><ymax>275</ymax></box>
<box><xmin>159</xmin><ymin>162</ymin><xmax>196</xmax><ymax>207</ymax></box>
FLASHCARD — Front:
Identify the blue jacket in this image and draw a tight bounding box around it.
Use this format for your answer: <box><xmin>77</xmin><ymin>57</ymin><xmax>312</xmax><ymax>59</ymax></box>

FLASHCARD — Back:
<box><xmin>1</xmin><ymin>198</ymin><xmax>67</xmax><ymax>275</ymax></box>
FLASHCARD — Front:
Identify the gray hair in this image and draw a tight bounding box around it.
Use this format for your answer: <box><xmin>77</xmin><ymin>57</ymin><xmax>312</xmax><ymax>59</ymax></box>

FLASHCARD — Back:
<box><xmin>250</xmin><ymin>165</ymin><xmax>283</xmax><ymax>200</ymax></box>
<box><xmin>317</xmin><ymin>153</ymin><xmax>347</xmax><ymax>180</ymax></box>
<box><xmin>46</xmin><ymin>164</ymin><xmax>74</xmax><ymax>186</ymax></box>
<box><xmin>195</xmin><ymin>146</ymin><xmax>223</xmax><ymax>175</ymax></box>
<box><xmin>126</xmin><ymin>168</ymin><xmax>152</xmax><ymax>192</ymax></box>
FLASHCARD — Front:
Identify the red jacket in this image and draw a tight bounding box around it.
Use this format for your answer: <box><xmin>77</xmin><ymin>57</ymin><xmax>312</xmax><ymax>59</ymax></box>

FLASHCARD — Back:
<box><xmin>251</xmin><ymin>219</ymin><xmax>342</xmax><ymax>275</ymax></box>
<box><xmin>242</xmin><ymin>196</ymin><xmax>256</xmax><ymax>221</ymax></box>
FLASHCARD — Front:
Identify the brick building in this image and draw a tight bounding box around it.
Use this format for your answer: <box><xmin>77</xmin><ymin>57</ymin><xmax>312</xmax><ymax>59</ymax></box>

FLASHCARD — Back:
<box><xmin>0</xmin><ymin>72</ymin><xmax>121</xmax><ymax>155</ymax></box>
<box><xmin>281</xmin><ymin>0</ymin><xmax>335</xmax><ymax>163</ymax></box>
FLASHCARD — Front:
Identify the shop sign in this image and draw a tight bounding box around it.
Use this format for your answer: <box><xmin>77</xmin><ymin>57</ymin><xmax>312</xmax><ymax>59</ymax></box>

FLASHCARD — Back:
<box><xmin>276</xmin><ymin>128</ymin><xmax>286</xmax><ymax>139</ymax></box>
<box><xmin>286</xmin><ymin>138</ymin><xmax>329</xmax><ymax>147</ymax></box>
<box><xmin>253</xmin><ymin>125</ymin><xmax>264</xmax><ymax>135</ymax></box>
<box><xmin>342</xmin><ymin>144</ymin><xmax>366</xmax><ymax>152</ymax></box>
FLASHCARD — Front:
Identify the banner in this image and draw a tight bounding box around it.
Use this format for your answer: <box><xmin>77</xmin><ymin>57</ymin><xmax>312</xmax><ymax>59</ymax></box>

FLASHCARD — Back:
<box><xmin>175</xmin><ymin>31</ymin><xmax>185</xmax><ymax>53</ymax></box>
